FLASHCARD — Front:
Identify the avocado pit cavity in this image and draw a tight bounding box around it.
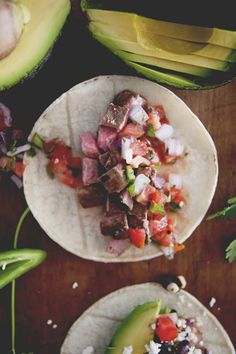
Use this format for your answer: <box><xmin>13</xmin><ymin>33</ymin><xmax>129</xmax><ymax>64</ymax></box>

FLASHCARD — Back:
<box><xmin>0</xmin><ymin>0</ymin><xmax>30</xmax><ymax>59</ymax></box>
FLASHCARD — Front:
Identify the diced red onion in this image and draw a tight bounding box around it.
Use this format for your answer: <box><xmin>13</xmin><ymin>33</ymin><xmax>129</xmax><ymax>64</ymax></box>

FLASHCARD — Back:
<box><xmin>106</xmin><ymin>239</ymin><xmax>130</xmax><ymax>256</ymax></box>
<box><xmin>155</xmin><ymin>124</ymin><xmax>173</xmax><ymax>141</ymax></box>
<box><xmin>121</xmin><ymin>189</ymin><xmax>133</xmax><ymax>210</ymax></box>
<box><xmin>0</xmin><ymin>103</ymin><xmax>12</xmax><ymax>128</ymax></box>
<box><xmin>121</xmin><ymin>137</ymin><xmax>133</xmax><ymax>163</ymax></box>
<box><xmin>130</xmin><ymin>95</ymin><xmax>146</xmax><ymax>107</ymax></box>
<box><xmin>129</xmin><ymin>105</ymin><xmax>148</xmax><ymax>125</ymax></box>
<box><xmin>10</xmin><ymin>174</ymin><xmax>23</xmax><ymax>189</ymax></box>
<box><xmin>130</xmin><ymin>156</ymin><xmax>150</xmax><ymax>169</ymax></box>
<box><xmin>134</xmin><ymin>174</ymin><xmax>150</xmax><ymax>195</ymax></box>
<box><xmin>165</xmin><ymin>138</ymin><xmax>184</xmax><ymax>156</ymax></box>
<box><xmin>152</xmin><ymin>175</ymin><xmax>166</xmax><ymax>189</ymax></box>
<box><xmin>169</xmin><ymin>174</ymin><xmax>182</xmax><ymax>189</ymax></box>
<box><xmin>7</xmin><ymin>143</ymin><xmax>31</xmax><ymax>157</ymax></box>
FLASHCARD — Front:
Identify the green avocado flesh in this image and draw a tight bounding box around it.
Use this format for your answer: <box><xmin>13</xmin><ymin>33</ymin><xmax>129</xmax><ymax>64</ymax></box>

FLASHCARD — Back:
<box><xmin>105</xmin><ymin>301</ymin><xmax>161</xmax><ymax>354</ymax></box>
<box><xmin>0</xmin><ymin>0</ymin><xmax>71</xmax><ymax>90</ymax></box>
<box><xmin>85</xmin><ymin>8</ymin><xmax>236</xmax><ymax>88</ymax></box>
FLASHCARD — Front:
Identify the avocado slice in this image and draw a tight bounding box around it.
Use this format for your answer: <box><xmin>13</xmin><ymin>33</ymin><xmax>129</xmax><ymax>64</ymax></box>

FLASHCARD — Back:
<box><xmin>88</xmin><ymin>11</ymin><xmax>236</xmax><ymax>63</ymax></box>
<box><xmin>90</xmin><ymin>29</ymin><xmax>230</xmax><ymax>72</ymax></box>
<box><xmin>105</xmin><ymin>301</ymin><xmax>161</xmax><ymax>354</ymax></box>
<box><xmin>0</xmin><ymin>0</ymin><xmax>70</xmax><ymax>90</ymax></box>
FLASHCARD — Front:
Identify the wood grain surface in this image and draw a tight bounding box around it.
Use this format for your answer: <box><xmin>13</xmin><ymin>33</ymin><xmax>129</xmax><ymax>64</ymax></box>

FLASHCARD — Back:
<box><xmin>0</xmin><ymin>5</ymin><xmax>236</xmax><ymax>354</ymax></box>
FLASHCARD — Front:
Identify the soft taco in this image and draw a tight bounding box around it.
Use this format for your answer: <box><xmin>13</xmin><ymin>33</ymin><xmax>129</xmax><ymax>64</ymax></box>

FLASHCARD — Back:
<box><xmin>60</xmin><ymin>283</ymin><xmax>234</xmax><ymax>354</ymax></box>
<box><xmin>23</xmin><ymin>75</ymin><xmax>218</xmax><ymax>262</ymax></box>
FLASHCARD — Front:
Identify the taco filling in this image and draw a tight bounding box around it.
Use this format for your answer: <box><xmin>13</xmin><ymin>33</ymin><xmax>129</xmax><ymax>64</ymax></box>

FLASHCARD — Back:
<box><xmin>103</xmin><ymin>301</ymin><xmax>209</xmax><ymax>354</ymax></box>
<box><xmin>31</xmin><ymin>90</ymin><xmax>187</xmax><ymax>258</ymax></box>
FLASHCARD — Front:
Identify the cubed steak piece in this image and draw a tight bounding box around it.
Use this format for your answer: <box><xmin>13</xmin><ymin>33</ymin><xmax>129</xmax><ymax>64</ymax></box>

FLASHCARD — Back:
<box><xmin>100</xmin><ymin>211</ymin><xmax>129</xmax><ymax>239</ymax></box>
<box><xmin>113</xmin><ymin>90</ymin><xmax>147</xmax><ymax>108</ymax></box>
<box><xmin>80</xmin><ymin>132</ymin><xmax>99</xmax><ymax>158</ymax></box>
<box><xmin>100</xmin><ymin>163</ymin><xmax>128</xmax><ymax>193</ymax></box>
<box><xmin>106</xmin><ymin>193</ymin><xmax>126</xmax><ymax>213</ymax></box>
<box><xmin>128</xmin><ymin>203</ymin><xmax>148</xmax><ymax>228</ymax></box>
<box><xmin>99</xmin><ymin>150</ymin><xmax>121</xmax><ymax>170</ymax></box>
<box><xmin>100</xmin><ymin>103</ymin><xmax>129</xmax><ymax>131</ymax></box>
<box><xmin>97</xmin><ymin>126</ymin><xmax>117</xmax><ymax>152</ymax></box>
<box><xmin>82</xmin><ymin>158</ymin><xmax>99</xmax><ymax>185</ymax></box>
<box><xmin>78</xmin><ymin>183</ymin><xmax>106</xmax><ymax>208</ymax></box>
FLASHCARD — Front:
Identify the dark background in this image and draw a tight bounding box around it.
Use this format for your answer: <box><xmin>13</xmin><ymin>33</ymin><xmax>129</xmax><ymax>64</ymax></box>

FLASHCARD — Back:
<box><xmin>0</xmin><ymin>3</ymin><xmax>236</xmax><ymax>353</ymax></box>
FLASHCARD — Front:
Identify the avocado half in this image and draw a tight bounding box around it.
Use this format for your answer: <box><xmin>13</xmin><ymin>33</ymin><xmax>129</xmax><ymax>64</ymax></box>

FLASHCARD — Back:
<box><xmin>82</xmin><ymin>0</ymin><xmax>236</xmax><ymax>89</ymax></box>
<box><xmin>0</xmin><ymin>0</ymin><xmax>71</xmax><ymax>90</ymax></box>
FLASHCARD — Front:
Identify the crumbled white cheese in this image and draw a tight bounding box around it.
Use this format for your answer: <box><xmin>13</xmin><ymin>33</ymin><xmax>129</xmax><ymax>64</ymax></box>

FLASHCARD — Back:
<box><xmin>72</xmin><ymin>282</ymin><xmax>78</xmax><ymax>289</ymax></box>
<box><xmin>82</xmin><ymin>346</ymin><xmax>95</xmax><ymax>354</ymax></box>
<box><xmin>52</xmin><ymin>324</ymin><xmax>58</xmax><ymax>329</ymax></box>
<box><xmin>145</xmin><ymin>340</ymin><xmax>162</xmax><ymax>354</ymax></box>
<box><xmin>176</xmin><ymin>318</ymin><xmax>186</xmax><ymax>329</ymax></box>
<box><xmin>209</xmin><ymin>297</ymin><xmax>216</xmax><ymax>308</ymax></box>
<box><xmin>188</xmin><ymin>347</ymin><xmax>195</xmax><ymax>354</ymax></box>
<box><xmin>122</xmin><ymin>345</ymin><xmax>133</xmax><ymax>354</ymax></box>
<box><xmin>46</xmin><ymin>319</ymin><xmax>53</xmax><ymax>325</ymax></box>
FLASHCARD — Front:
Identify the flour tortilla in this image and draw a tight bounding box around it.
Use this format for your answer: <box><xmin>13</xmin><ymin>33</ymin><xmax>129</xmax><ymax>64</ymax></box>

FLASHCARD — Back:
<box><xmin>60</xmin><ymin>282</ymin><xmax>234</xmax><ymax>354</ymax></box>
<box><xmin>23</xmin><ymin>75</ymin><xmax>218</xmax><ymax>262</ymax></box>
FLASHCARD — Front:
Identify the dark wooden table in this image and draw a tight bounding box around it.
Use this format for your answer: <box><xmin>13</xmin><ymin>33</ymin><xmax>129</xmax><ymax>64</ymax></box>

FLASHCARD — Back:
<box><xmin>0</xmin><ymin>5</ymin><xmax>236</xmax><ymax>354</ymax></box>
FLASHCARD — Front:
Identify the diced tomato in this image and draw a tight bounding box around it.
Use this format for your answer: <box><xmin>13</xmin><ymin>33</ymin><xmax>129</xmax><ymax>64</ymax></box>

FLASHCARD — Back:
<box><xmin>59</xmin><ymin>170</ymin><xmax>80</xmax><ymax>188</ymax></box>
<box><xmin>130</xmin><ymin>140</ymin><xmax>148</xmax><ymax>157</ymax></box>
<box><xmin>43</xmin><ymin>140</ymin><xmax>57</xmax><ymax>154</ymax></box>
<box><xmin>49</xmin><ymin>157</ymin><xmax>68</xmax><ymax>174</ymax></box>
<box><xmin>150</xmin><ymin>139</ymin><xmax>166</xmax><ymax>162</ymax></box>
<box><xmin>12</xmin><ymin>162</ymin><xmax>25</xmax><ymax>178</ymax></box>
<box><xmin>119</xmin><ymin>123</ymin><xmax>144</xmax><ymax>138</ymax></box>
<box><xmin>149</xmin><ymin>217</ymin><xmax>168</xmax><ymax>235</ymax></box>
<box><xmin>136</xmin><ymin>185</ymin><xmax>156</xmax><ymax>205</ymax></box>
<box><xmin>153</xmin><ymin>231</ymin><xmax>172</xmax><ymax>247</ymax></box>
<box><xmin>50</xmin><ymin>142</ymin><xmax>71</xmax><ymax>160</ymax></box>
<box><xmin>151</xmin><ymin>190</ymin><xmax>167</xmax><ymax>206</ymax></box>
<box><xmin>174</xmin><ymin>243</ymin><xmax>185</xmax><ymax>254</ymax></box>
<box><xmin>0</xmin><ymin>157</ymin><xmax>25</xmax><ymax>177</ymax></box>
<box><xmin>129</xmin><ymin>228</ymin><xmax>146</xmax><ymax>248</ymax></box>
<box><xmin>156</xmin><ymin>316</ymin><xmax>177</xmax><ymax>341</ymax></box>
<box><xmin>67</xmin><ymin>156</ymin><xmax>82</xmax><ymax>169</ymax></box>
<box><xmin>170</xmin><ymin>188</ymin><xmax>184</xmax><ymax>204</ymax></box>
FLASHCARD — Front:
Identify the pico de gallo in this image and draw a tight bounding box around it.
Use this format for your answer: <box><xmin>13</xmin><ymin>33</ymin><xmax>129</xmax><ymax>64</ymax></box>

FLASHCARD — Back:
<box><xmin>31</xmin><ymin>90</ymin><xmax>186</xmax><ymax>259</ymax></box>
<box><xmin>0</xmin><ymin>102</ymin><xmax>32</xmax><ymax>188</ymax></box>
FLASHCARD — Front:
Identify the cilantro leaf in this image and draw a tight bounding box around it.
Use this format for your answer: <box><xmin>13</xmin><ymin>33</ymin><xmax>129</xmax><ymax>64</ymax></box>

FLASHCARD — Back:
<box><xmin>207</xmin><ymin>203</ymin><xmax>236</xmax><ymax>220</ymax></box>
<box><xmin>227</xmin><ymin>196</ymin><xmax>236</xmax><ymax>205</ymax></box>
<box><xmin>226</xmin><ymin>239</ymin><xmax>236</xmax><ymax>263</ymax></box>
<box><xmin>146</xmin><ymin>124</ymin><xmax>156</xmax><ymax>137</ymax></box>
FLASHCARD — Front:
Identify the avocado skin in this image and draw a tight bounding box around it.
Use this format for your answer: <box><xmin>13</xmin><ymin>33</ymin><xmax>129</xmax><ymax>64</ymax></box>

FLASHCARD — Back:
<box><xmin>0</xmin><ymin>0</ymin><xmax>71</xmax><ymax>91</ymax></box>
<box><xmin>82</xmin><ymin>0</ymin><xmax>236</xmax><ymax>30</ymax></box>
<box><xmin>105</xmin><ymin>301</ymin><xmax>161</xmax><ymax>354</ymax></box>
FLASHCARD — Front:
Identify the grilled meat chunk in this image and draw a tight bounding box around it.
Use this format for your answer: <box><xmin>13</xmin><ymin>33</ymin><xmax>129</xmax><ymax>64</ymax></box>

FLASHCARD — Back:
<box><xmin>78</xmin><ymin>183</ymin><xmax>106</xmax><ymax>208</ymax></box>
<box><xmin>100</xmin><ymin>211</ymin><xmax>129</xmax><ymax>239</ymax></box>
<box><xmin>100</xmin><ymin>103</ymin><xmax>129</xmax><ymax>131</ymax></box>
<box><xmin>100</xmin><ymin>163</ymin><xmax>128</xmax><ymax>193</ymax></box>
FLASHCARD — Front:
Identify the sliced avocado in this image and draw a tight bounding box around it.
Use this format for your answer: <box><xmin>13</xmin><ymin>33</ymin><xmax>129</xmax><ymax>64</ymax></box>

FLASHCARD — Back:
<box><xmin>105</xmin><ymin>301</ymin><xmax>161</xmax><ymax>354</ymax></box>
<box><xmin>0</xmin><ymin>0</ymin><xmax>70</xmax><ymax>90</ymax></box>
<box><xmin>116</xmin><ymin>51</ymin><xmax>218</xmax><ymax>78</ymax></box>
<box><xmin>88</xmin><ymin>10</ymin><xmax>236</xmax><ymax>63</ymax></box>
<box><xmin>90</xmin><ymin>27</ymin><xmax>230</xmax><ymax>72</ymax></box>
